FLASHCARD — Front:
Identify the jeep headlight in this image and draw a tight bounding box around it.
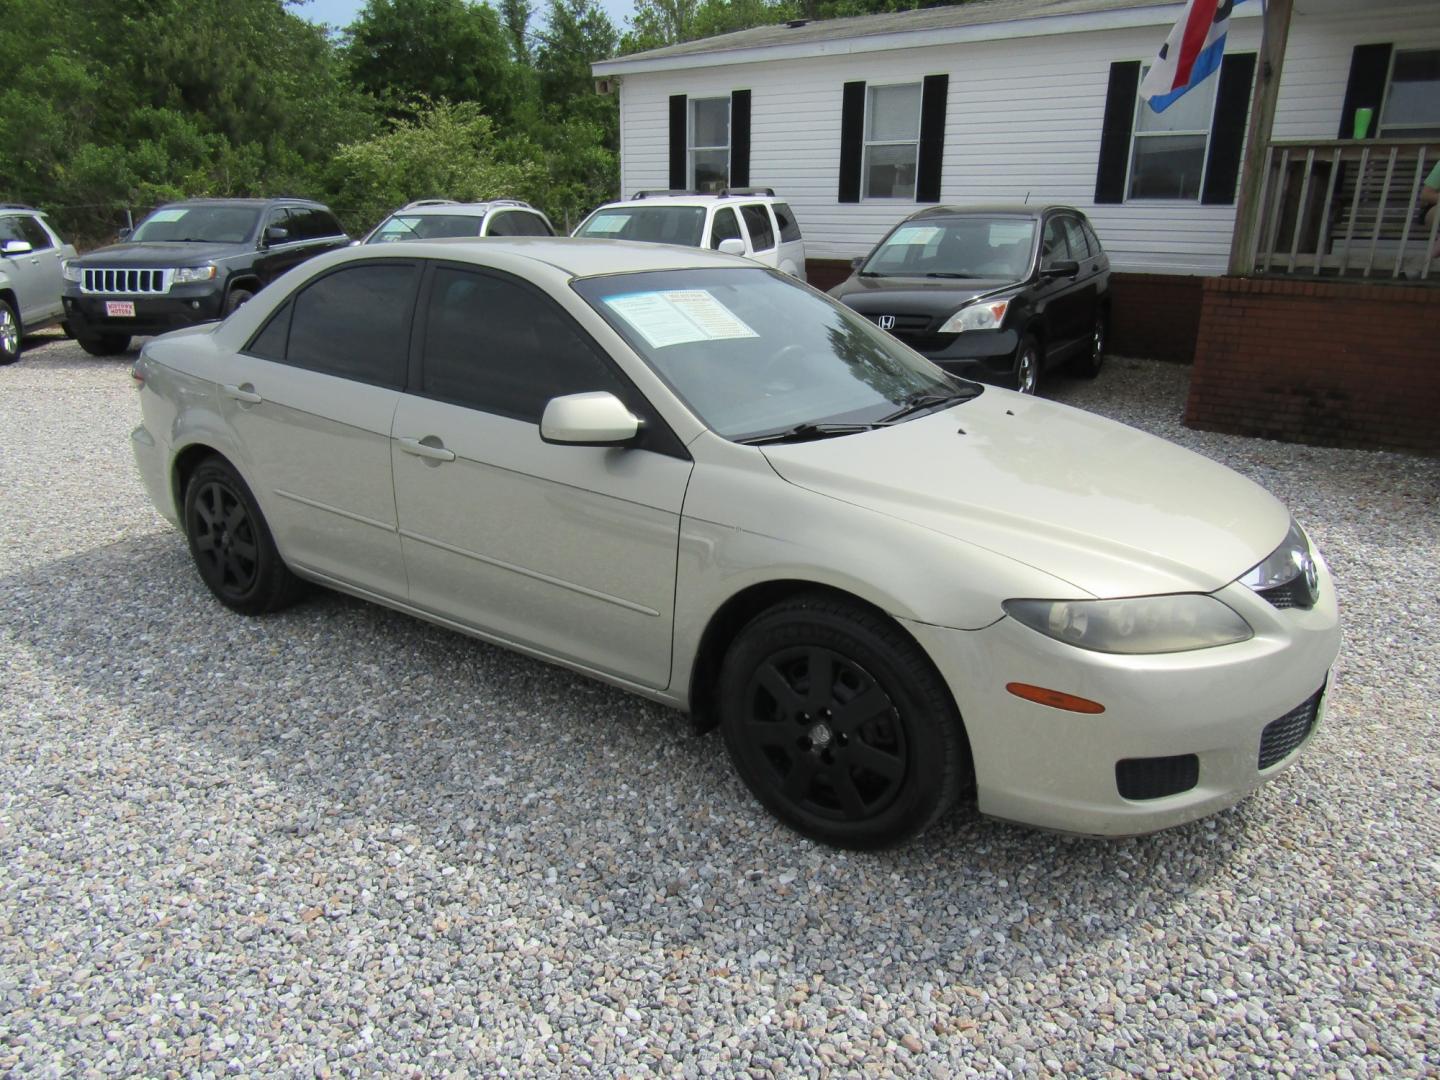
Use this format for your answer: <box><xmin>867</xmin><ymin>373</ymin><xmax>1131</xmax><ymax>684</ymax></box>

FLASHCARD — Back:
<box><xmin>1002</xmin><ymin>594</ymin><xmax>1253</xmax><ymax>654</ymax></box>
<box><xmin>62</xmin><ymin>260</ymin><xmax>83</xmax><ymax>283</ymax></box>
<box><xmin>939</xmin><ymin>299</ymin><xmax>1009</xmax><ymax>333</ymax></box>
<box><xmin>173</xmin><ymin>265</ymin><xmax>217</xmax><ymax>284</ymax></box>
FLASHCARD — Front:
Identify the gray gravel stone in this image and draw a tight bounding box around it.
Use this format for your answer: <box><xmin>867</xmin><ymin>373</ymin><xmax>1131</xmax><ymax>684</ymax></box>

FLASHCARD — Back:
<box><xmin>2</xmin><ymin>332</ymin><xmax>1438</xmax><ymax>1076</ymax></box>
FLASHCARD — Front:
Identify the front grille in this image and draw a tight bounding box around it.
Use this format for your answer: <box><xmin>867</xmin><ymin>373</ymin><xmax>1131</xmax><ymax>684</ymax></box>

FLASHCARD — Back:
<box><xmin>867</xmin><ymin>314</ymin><xmax>933</xmax><ymax>333</ymax></box>
<box><xmin>1256</xmin><ymin>574</ymin><xmax>1315</xmax><ymax>610</ymax></box>
<box><xmin>81</xmin><ymin>268</ymin><xmax>171</xmax><ymax>295</ymax></box>
<box><xmin>1116</xmin><ymin>754</ymin><xmax>1200</xmax><ymax>800</ymax></box>
<box><xmin>1258</xmin><ymin>688</ymin><xmax>1323</xmax><ymax>769</ymax></box>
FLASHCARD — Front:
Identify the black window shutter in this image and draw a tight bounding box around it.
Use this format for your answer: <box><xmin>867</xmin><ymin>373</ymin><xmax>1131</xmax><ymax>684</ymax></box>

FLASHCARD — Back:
<box><xmin>1095</xmin><ymin>61</ymin><xmax>1140</xmax><ymax>205</ymax></box>
<box><xmin>730</xmin><ymin>90</ymin><xmax>751</xmax><ymax>188</ymax></box>
<box><xmin>669</xmin><ymin>94</ymin><xmax>687</xmax><ymax>189</ymax></box>
<box><xmin>1337</xmin><ymin>43</ymin><xmax>1393</xmax><ymax>139</ymax></box>
<box><xmin>838</xmin><ymin>81</ymin><xmax>866</xmax><ymax>203</ymax></box>
<box><xmin>916</xmin><ymin>74</ymin><xmax>949</xmax><ymax>203</ymax></box>
<box><xmin>1201</xmin><ymin>52</ymin><xmax>1256</xmax><ymax>205</ymax></box>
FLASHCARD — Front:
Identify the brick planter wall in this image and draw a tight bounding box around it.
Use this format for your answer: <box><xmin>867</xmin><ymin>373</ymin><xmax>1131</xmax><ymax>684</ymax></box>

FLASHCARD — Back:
<box><xmin>1186</xmin><ymin>277</ymin><xmax>1440</xmax><ymax>455</ymax></box>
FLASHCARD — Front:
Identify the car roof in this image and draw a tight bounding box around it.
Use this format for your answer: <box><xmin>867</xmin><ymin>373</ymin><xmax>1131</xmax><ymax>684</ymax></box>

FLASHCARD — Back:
<box><xmin>595</xmin><ymin>192</ymin><xmax>784</xmax><ymax>211</ymax></box>
<box><xmin>154</xmin><ymin>197</ymin><xmax>328</xmax><ymax>210</ymax></box>
<box><xmin>386</xmin><ymin>200</ymin><xmax>541</xmax><ymax>217</ymax></box>
<box><xmin>907</xmin><ymin>203</ymin><xmax>1083</xmax><ymax>221</ymax></box>
<box><xmin>363</xmin><ymin>236</ymin><xmax>761</xmax><ymax>278</ymax></box>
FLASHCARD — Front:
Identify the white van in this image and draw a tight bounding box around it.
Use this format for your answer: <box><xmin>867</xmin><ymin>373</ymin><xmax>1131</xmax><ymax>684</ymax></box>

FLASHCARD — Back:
<box><xmin>573</xmin><ymin>189</ymin><xmax>807</xmax><ymax>281</ymax></box>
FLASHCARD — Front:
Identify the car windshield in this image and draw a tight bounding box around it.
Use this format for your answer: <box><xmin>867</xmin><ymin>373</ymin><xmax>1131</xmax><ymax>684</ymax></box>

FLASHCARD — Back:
<box><xmin>574</xmin><ymin>267</ymin><xmax>978</xmax><ymax>442</ymax></box>
<box><xmin>366</xmin><ymin>213</ymin><xmax>484</xmax><ymax>243</ymax></box>
<box><xmin>573</xmin><ymin>207</ymin><xmax>706</xmax><ymax>248</ymax></box>
<box><xmin>131</xmin><ymin>206</ymin><xmax>260</xmax><ymax>244</ymax></box>
<box><xmin>861</xmin><ymin>216</ymin><xmax>1037</xmax><ymax>279</ymax></box>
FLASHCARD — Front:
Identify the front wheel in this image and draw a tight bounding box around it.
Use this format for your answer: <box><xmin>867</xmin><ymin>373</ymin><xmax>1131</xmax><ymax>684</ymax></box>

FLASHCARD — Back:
<box><xmin>77</xmin><ymin>333</ymin><xmax>131</xmax><ymax>357</ymax></box>
<box><xmin>224</xmin><ymin>287</ymin><xmax>254</xmax><ymax>316</ymax></box>
<box><xmin>183</xmin><ymin>456</ymin><xmax>302</xmax><ymax>614</ymax></box>
<box><xmin>718</xmin><ymin>593</ymin><xmax>969</xmax><ymax>849</ymax></box>
<box><xmin>1013</xmin><ymin>333</ymin><xmax>1042</xmax><ymax>395</ymax></box>
<box><xmin>0</xmin><ymin>300</ymin><xmax>20</xmax><ymax>365</ymax></box>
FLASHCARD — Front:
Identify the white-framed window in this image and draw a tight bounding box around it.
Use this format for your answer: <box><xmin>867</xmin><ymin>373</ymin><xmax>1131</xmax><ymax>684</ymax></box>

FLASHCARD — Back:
<box><xmin>689</xmin><ymin>97</ymin><xmax>730</xmax><ymax>191</ymax></box>
<box><xmin>1126</xmin><ymin>66</ymin><xmax>1219</xmax><ymax>200</ymax></box>
<box><xmin>1379</xmin><ymin>48</ymin><xmax>1440</xmax><ymax>138</ymax></box>
<box><xmin>863</xmin><ymin>82</ymin><xmax>921</xmax><ymax>199</ymax></box>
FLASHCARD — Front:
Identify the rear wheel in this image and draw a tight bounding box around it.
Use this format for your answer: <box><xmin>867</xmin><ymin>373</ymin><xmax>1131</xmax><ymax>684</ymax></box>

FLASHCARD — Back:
<box><xmin>718</xmin><ymin>593</ymin><xmax>968</xmax><ymax>849</ymax></box>
<box><xmin>1013</xmin><ymin>333</ymin><xmax>1042</xmax><ymax>395</ymax></box>
<box><xmin>183</xmin><ymin>456</ymin><xmax>302</xmax><ymax>614</ymax></box>
<box><xmin>1069</xmin><ymin>311</ymin><xmax>1106</xmax><ymax>378</ymax></box>
<box><xmin>77</xmin><ymin>333</ymin><xmax>131</xmax><ymax>357</ymax></box>
<box><xmin>0</xmin><ymin>300</ymin><xmax>19</xmax><ymax>365</ymax></box>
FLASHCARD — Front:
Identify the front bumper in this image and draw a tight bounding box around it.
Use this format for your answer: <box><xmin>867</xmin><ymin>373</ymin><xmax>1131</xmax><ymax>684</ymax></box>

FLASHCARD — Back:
<box><xmin>902</xmin><ymin>568</ymin><xmax>1342</xmax><ymax>836</ymax></box>
<box><xmin>893</xmin><ymin>328</ymin><xmax>1019</xmax><ymax>384</ymax></box>
<box><xmin>63</xmin><ymin>289</ymin><xmax>225</xmax><ymax>338</ymax></box>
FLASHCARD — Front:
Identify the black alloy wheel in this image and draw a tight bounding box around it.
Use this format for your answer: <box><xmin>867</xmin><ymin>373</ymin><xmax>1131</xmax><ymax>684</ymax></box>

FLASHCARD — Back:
<box><xmin>1013</xmin><ymin>333</ymin><xmax>1041</xmax><ymax>395</ymax></box>
<box><xmin>0</xmin><ymin>300</ymin><xmax>19</xmax><ymax>365</ymax></box>
<box><xmin>719</xmin><ymin>594</ymin><xmax>969</xmax><ymax>849</ymax></box>
<box><xmin>183</xmin><ymin>456</ymin><xmax>301</xmax><ymax>614</ymax></box>
<box><xmin>1070</xmin><ymin>311</ymin><xmax>1106</xmax><ymax>378</ymax></box>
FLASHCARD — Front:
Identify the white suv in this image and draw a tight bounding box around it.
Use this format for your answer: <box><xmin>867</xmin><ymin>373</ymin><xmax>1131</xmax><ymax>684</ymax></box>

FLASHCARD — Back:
<box><xmin>573</xmin><ymin>189</ymin><xmax>807</xmax><ymax>281</ymax></box>
<box><xmin>362</xmin><ymin>199</ymin><xmax>555</xmax><ymax>244</ymax></box>
<box><xmin>0</xmin><ymin>204</ymin><xmax>76</xmax><ymax>365</ymax></box>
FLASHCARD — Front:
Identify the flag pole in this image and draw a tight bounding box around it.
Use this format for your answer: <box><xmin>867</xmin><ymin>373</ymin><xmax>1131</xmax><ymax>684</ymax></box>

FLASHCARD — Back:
<box><xmin>1228</xmin><ymin>0</ymin><xmax>1294</xmax><ymax>274</ymax></box>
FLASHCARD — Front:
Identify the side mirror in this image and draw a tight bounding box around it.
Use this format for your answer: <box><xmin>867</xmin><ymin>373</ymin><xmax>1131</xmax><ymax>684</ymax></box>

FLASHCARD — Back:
<box><xmin>117</xmin><ymin>227</ymin><xmax>132</xmax><ymax>242</ymax></box>
<box><xmin>850</xmin><ymin>256</ymin><xmax>866</xmax><ymax>270</ymax></box>
<box><xmin>540</xmin><ymin>391</ymin><xmax>641</xmax><ymax>446</ymax></box>
<box><xmin>263</xmin><ymin>225</ymin><xmax>289</xmax><ymax>246</ymax></box>
<box><xmin>0</xmin><ymin>240</ymin><xmax>33</xmax><ymax>256</ymax></box>
<box><xmin>1043</xmin><ymin>258</ymin><xmax>1080</xmax><ymax>279</ymax></box>
<box><xmin>717</xmin><ymin>238</ymin><xmax>746</xmax><ymax>257</ymax></box>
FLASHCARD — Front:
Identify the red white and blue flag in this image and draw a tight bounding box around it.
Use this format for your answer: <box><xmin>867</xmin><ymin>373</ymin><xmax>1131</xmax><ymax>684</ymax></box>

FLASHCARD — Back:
<box><xmin>1140</xmin><ymin>0</ymin><xmax>1249</xmax><ymax>113</ymax></box>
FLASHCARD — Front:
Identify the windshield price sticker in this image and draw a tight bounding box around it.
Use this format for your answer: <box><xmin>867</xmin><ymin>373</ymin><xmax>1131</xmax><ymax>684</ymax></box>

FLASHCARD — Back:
<box><xmin>586</xmin><ymin>214</ymin><xmax>630</xmax><ymax>235</ymax></box>
<box><xmin>604</xmin><ymin>289</ymin><xmax>759</xmax><ymax>348</ymax></box>
<box><xmin>147</xmin><ymin>209</ymin><xmax>189</xmax><ymax>223</ymax></box>
<box><xmin>888</xmin><ymin>225</ymin><xmax>943</xmax><ymax>246</ymax></box>
<box><xmin>989</xmin><ymin>222</ymin><xmax>1034</xmax><ymax>244</ymax></box>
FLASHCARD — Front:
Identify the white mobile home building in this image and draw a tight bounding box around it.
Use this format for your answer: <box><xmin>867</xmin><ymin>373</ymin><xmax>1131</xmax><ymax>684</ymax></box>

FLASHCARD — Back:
<box><xmin>593</xmin><ymin>0</ymin><xmax>1439</xmax><ymax>278</ymax></box>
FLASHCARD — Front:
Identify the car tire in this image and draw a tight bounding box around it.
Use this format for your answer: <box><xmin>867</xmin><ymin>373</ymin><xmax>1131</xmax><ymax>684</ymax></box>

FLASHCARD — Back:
<box><xmin>1013</xmin><ymin>333</ymin><xmax>1042</xmax><ymax>395</ymax></box>
<box><xmin>183</xmin><ymin>456</ymin><xmax>302</xmax><ymax>615</ymax></box>
<box><xmin>0</xmin><ymin>300</ymin><xmax>20</xmax><ymax>365</ymax></box>
<box><xmin>77</xmin><ymin>333</ymin><xmax>131</xmax><ymax>357</ymax></box>
<box><xmin>224</xmin><ymin>287</ymin><xmax>254</xmax><ymax>316</ymax></box>
<box><xmin>718</xmin><ymin>592</ymin><xmax>969</xmax><ymax>849</ymax></box>
<box><xmin>60</xmin><ymin>319</ymin><xmax>74</xmax><ymax>339</ymax></box>
<box><xmin>1069</xmin><ymin>311</ymin><xmax>1106</xmax><ymax>378</ymax></box>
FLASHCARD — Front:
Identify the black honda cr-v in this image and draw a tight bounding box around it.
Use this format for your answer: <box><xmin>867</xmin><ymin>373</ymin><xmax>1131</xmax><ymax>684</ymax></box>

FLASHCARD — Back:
<box><xmin>62</xmin><ymin>198</ymin><xmax>350</xmax><ymax>356</ymax></box>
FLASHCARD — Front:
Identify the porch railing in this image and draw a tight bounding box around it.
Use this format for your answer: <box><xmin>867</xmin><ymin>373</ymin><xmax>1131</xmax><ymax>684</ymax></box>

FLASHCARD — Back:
<box><xmin>1244</xmin><ymin>138</ymin><xmax>1438</xmax><ymax>280</ymax></box>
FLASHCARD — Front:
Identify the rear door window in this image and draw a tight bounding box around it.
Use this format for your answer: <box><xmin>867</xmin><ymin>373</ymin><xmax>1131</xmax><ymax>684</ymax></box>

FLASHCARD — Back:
<box><xmin>1061</xmin><ymin>216</ymin><xmax>1091</xmax><ymax>259</ymax></box>
<box><xmin>772</xmin><ymin>203</ymin><xmax>802</xmax><ymax>243</ymax></box>
<box><xmin>284</xmin><ymin>263</ymin><xmax>418</xmax><ymax>388</ymax></box>
<box><xmin>739</xmin><ymin>205</ymin><xmax>775</xmax><ymax>252</ymax></box>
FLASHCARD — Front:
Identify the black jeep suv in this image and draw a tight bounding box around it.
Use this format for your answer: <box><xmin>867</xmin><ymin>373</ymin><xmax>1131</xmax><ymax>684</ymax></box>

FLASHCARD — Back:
<box><xmin>62</xmin><ymin>198</ymin><xmax>349</xmax><ymax>355</ymax></box>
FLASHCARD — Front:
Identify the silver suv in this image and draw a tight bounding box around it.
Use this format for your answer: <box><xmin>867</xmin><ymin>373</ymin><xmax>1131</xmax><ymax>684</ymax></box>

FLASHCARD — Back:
<box><xmin>361</xmin><ymin>199</ymin><xmax>556</xmax><ymax>244</ymax></box>
<box><xmin>0</xmin><ymin>204</ymin><xmax>76</xmax><ymax>365</ymax></box>
<box><xmin>573</xmin><ymin>188</ymin><xmax>807</xmax><ymax>281</ymax></box>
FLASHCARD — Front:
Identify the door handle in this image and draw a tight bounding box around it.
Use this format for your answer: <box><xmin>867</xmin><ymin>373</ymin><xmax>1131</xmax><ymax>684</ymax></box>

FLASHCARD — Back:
<box><xmin>397</xmin><ymin>436</ymin><xmax>456</xmax><ymax>463</ymax></box>
<box><xmin>222</xmin><ymin>383</ymin><xmax>262</xmax><ymax>404</ymax></box>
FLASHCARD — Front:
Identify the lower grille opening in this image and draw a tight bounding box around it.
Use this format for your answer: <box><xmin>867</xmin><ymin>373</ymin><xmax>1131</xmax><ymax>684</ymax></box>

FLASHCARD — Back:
<box><xmin>1258</xmin><ymin>688</ymin><xmax>1324</xmax><ymax>770</ymax></box>
<box><xmin>1116</xmin><ymin>754</ymin><xmax>1200</xmax><ymax>801</ymax></box>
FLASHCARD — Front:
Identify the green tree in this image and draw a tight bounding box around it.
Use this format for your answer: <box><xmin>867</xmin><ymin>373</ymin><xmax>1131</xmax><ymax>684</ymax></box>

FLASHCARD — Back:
<box><xmin>345</xmin><ymin>0</ymin><xmax>519</xmax><ymax>123</ymax></box>
<box><xmin>499</xmin><ymin>0</ymin><xmax>533</xmax><ymax>62</ymax></box>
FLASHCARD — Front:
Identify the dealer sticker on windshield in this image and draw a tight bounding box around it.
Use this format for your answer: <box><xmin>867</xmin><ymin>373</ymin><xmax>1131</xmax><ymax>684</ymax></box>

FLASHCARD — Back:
<box><xmin>887</xmin><ymin>225</ymin><xmax>943</xmax><ymax>246</ymax></box>
<box><xmin>603</xmin><ymin>289</ymin><xmax>758</xmax><ymax>348</ymax></box>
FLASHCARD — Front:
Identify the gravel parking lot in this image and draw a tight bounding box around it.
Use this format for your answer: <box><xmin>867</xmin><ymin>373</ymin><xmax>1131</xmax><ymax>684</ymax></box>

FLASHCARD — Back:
<box><xmin>2</xmin><ymin>328</ymin><xmax>1437</xmax><ymax>1077</ymax></box>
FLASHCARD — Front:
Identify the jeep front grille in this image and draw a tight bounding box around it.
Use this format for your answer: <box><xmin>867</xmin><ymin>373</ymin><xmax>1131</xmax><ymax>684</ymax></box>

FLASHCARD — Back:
<box><xmin>81</xmin><ymin>268</ymin><xmax>172</xmax><ymax>295</ymax></box>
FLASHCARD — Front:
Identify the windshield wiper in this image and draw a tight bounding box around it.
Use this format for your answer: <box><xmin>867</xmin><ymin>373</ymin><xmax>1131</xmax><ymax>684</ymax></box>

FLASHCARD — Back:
<box><xmin>924</xmin><ymin>272</ymin><xmax>974</xmax><ymax>278</ymax></box>
<box><xmin>878</xmin><ymin>384</ymin><xmax>983</xmax><ymax>423</ymax></box>
<box><xmin>858</xmin><ymin>270</ymin><xmax>886</xmax><ymax>277</ymax></box>
<box><xmin>737</xmin><ymin>422</ymin><xmax>880</xmax><ymax>445</ymax></box>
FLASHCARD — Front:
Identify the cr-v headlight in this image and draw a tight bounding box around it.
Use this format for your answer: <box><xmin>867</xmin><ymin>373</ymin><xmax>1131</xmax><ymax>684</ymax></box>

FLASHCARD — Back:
<box><xmin>1002</xmin><ymin>594</ymin><xmax>1253</xmax><ymax>654</ymax></box>
<box><xmin>939</xmin><ymin>299</ymin><xmax>1009</xmax><ymax>333</ymax></box>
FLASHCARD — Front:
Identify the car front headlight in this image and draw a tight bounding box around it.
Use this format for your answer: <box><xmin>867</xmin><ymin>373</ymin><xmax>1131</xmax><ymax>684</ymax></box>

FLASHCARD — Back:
<box><xmin>939</xmin><ymin>299</ymin><xmax>1009</xmax><ymax>333</ymax></box>
<box><xmin>1237</xmin><ymin>519</ymin><xmax>1318</xmax><ymax>606</ymax></box>
<box><xmin>1002</xmin><ymin>594</ymin><xmax>1253</xmax><ymax>654</ymax></box>
<box><xmin>173</xmin><ymin>265</ymin><xmax>217</xmax><ymax>284</ymax></box>
<box><xmin>62</xmin><ymin>260</ymin><xmax>82</xmax><ymax>283</ymax></box>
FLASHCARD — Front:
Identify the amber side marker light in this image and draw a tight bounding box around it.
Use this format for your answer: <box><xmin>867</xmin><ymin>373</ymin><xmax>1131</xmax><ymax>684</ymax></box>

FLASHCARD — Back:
<box><xmin>1006</xmin><ymin>682</ymin><xmax>1106</xmax><ymax>714</ymax></box>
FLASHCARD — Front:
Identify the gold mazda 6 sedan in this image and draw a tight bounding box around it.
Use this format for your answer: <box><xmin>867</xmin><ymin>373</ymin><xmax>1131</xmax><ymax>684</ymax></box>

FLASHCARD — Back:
<box><xmin>131</xmin><ymin>238</ymin><xmax>1341</xmax><ymax>849</ymax></box>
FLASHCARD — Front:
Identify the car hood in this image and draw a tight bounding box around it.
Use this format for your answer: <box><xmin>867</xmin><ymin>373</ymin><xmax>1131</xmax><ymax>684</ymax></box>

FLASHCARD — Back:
<box><xmin>75</xmin><ymin>242</ymin><xmax>248</xmax><ymax>266</ymax></box>
<box><xmin>829</xmin><ymin>275</ymin><xmax>1019</xmax><ymax>320</ymax></box>
<box><xmin>759</xmin><ymin>391</ymin><xmax>1288</xmax><ymax>598</ymax></box>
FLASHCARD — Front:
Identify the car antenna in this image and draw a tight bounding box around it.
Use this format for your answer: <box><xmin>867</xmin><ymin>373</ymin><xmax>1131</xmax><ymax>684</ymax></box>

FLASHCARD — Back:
<box><xmin>1024</xmin><ymin>191</ymin><xmax>1030</xmax><ymax>205</ymax></box>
